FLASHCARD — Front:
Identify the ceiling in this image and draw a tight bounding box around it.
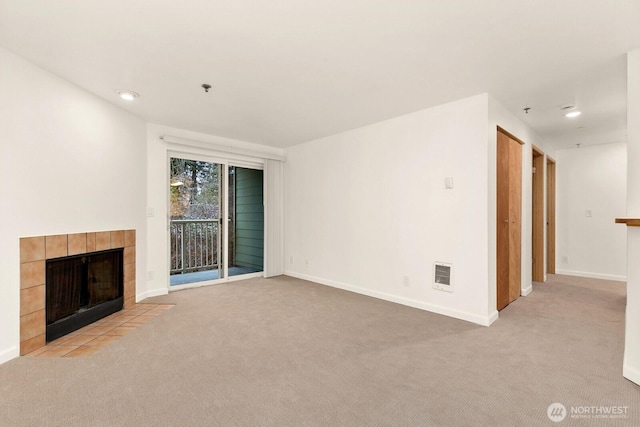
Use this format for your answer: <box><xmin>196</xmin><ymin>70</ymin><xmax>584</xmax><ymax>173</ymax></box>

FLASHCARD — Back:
<box><xmin>1</xmin><ymin>0</ymin><xmax>639</xmax><ymax>150</ymax></box>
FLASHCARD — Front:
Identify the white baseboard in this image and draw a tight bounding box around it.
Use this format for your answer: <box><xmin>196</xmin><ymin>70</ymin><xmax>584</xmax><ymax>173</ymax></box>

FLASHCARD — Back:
<box><xmin>284</xmin><ymin>270</ymin><xmax>497</xmax><ymax>327</ymax></box>
<box><xmin>555</xmin><ymin>269</ymin><xmax>626</xmax><ymax>282</ymax></box>
<box><xmin>623</xmin><ymin>363</ymin><xmax>640</xmax><ymax>386</ymax></box>
<box><xmin>0</xmin><ymin>345</ymin><xmax>19</xmax><ymax>366</ymax></box>
<box><xmin>521</xmin><ymin>284</ymin><xmax>533</xmax><ymax>296</ymax></box>
<box><xmin>136</xmin><ymin>288</ymin><xmax>168</xmax><ymax>302</ymax></box>
<box><xmin>486</xmin><ymin>309</ymin><xmax>499</xmax><ymax>325</ymax></box>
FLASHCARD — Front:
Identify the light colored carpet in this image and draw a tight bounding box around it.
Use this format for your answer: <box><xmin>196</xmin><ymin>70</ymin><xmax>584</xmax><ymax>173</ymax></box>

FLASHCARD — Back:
<box><xmin>1</xmin><ymin>274</ymin><xmax>638</xmax><ymax>426</ymax></box>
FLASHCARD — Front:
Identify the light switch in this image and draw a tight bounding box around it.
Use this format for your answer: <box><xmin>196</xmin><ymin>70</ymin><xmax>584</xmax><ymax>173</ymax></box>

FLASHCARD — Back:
<box><xmin>445</xmin><ymin>176</ymin><xmax>454</xmax><ymax>189</ymax></box>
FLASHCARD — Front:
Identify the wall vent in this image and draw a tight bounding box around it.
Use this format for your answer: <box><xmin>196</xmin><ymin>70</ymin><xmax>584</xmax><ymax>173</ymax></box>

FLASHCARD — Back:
<box><xmin>433</xmin><ymin>262</ymin><xmax>453</xmax><ymax>292</ymax></box>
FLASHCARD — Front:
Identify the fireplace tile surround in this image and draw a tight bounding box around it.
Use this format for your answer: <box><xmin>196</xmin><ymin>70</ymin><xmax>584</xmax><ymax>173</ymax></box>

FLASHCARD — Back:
<box><xmin>19</xmin><ymin>230</ymin><xmax>136</xmax><ymax>355</ymax></box>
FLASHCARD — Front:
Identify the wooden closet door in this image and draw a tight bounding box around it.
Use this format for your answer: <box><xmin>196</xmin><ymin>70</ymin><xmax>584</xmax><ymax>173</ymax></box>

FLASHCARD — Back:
<box><xmin>496</xmin><ymin>131</ymin><xmax>510</xmax><ymax>310</ymax></box>
<box><xmin>496</xmin><ymin>129</ymin><xmax>522</xmax><ymax>310</ymax></box>
<box><xmin>508</xmin><ymin>136</ymin><xmax>522</xmax><ymax>303</ymax></box>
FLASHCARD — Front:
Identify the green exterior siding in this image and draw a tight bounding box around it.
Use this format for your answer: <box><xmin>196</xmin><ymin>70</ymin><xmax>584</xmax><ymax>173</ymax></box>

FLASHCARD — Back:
<box><xmin>234</xmin><ymin>168</ymin><xmax>264</xmax><ymax>270</ymax></box>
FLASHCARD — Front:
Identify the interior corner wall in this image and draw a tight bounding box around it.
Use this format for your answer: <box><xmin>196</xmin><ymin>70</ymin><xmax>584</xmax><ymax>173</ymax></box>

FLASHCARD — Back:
<box><xmin>624</xmin><ymin>49</ymin><xmax>640</xmax><ymax>386</ymax></box>
<box><xmin>555</xmin><ymin>143</ymin><xmax>627</xmax><ymax>281</ymax></box>
<box><xmin>283</xmin><ymin>94</ymin><xmax>494</xmax><ymax>325</ymax></box>
<box><xmin>0</xmin><ymin>46</ymin><xmax>147</xmax><ymax>365</ymax></box>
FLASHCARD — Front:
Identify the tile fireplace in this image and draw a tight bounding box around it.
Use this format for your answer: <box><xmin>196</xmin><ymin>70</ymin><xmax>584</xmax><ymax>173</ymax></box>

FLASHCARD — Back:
<box><xmin>20</xmin><ymin>230</ymin><xmax>136</xmax><ymax>355</ymax></box>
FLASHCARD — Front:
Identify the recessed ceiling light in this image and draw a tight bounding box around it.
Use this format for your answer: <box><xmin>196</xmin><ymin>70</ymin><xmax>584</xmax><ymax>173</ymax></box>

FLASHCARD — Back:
<box><xmin>117</xmin><ymin>90</ymin><xmax>140</xmax><ymax>101</ymax></box>
<box><xmin>565</xmin><ymin>111</ymin><xmax>581</xmax><ymax>118</ymax></box>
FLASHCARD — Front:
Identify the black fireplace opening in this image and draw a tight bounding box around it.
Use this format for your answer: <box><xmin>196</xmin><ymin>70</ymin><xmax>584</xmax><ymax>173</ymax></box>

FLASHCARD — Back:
<box><xmin>46</xmin><ymin>248</ymin><xmax>124</xmax><ymax>342</ymax></box>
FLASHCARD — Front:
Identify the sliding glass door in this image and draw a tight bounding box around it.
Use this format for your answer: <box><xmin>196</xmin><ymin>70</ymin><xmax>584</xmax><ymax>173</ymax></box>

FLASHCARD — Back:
<box><xmin>168</xmin><ymin>155</ymin><xmax>263</xmax><ymax>289</ymax></box>
<box><xmin>228</xmin><ymin>166</ymin><xmax>264</xmax><ymax>277</ymax></box>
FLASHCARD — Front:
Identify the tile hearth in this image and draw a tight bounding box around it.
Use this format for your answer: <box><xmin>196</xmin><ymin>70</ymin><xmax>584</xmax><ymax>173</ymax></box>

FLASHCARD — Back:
<box><xmin>25</xmin><ymin>303</ymin><xmax>174</xmax><ymax>358</ymax></box>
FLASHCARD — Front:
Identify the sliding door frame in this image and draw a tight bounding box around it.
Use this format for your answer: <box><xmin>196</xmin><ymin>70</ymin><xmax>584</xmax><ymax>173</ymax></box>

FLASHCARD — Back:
<box><xmin>166</xmin><ymin>150</ymin><xmax>265</xmax><ymax>291</ymax></box>
<box><xmin>226</xmin><ymin>160</ymin><xmax>265</xmax><ymax>281</ymax></box>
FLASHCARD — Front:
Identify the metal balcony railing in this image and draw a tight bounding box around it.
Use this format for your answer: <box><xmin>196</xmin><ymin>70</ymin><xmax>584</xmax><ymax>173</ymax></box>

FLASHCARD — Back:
<box><xmin>170</xmin><ymin>219</ymin><xmax>221</xmax><ymax>275</ymax></box>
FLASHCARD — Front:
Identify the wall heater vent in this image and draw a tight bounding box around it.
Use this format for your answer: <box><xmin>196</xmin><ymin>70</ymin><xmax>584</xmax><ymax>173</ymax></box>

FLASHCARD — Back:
<box><xmin>433</xmin><ymin>262</ymin><xmax>453</xmax><ymax>292</ymax></box>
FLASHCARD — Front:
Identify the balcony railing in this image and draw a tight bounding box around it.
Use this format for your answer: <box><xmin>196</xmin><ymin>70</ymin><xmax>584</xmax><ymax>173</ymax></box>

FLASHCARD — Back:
<box><xmin>170</xmin><ymin>219</ymin><xmax>221</xmax><ymax>275</ymax></box>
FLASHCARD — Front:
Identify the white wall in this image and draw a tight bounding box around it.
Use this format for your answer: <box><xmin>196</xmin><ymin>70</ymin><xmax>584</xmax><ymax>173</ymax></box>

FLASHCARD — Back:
<box><xmin>0</xmin><ymin>47</ymin><xmax>147</xmax><ymax>364</ymax></box>
<box><xmin>624</xmin><ymin>49</ymin><xmax>640</xmax><ymax>386</ymax></box>
<box><xmin>284</xmin><ymin>94</ymin><xmax>497</xmax><ymax>325</ymax></box>
<box><xmin>555</xmin><ymin>143</ymin><xmax>627</xmax><ymax>281</ymax></box>
<box><xmin>145</xmin><ymin>124</ymin><xmax>284</xmax><ymax>297</ymax></box>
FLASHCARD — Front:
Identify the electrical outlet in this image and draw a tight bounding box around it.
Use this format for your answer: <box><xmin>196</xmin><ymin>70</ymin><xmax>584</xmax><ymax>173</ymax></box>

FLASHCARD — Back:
<box><xmin>403</xmin><ymin>276</ymin><xmax>410</xmax><ymax>286</ymax></box>
<box><xmin>290</xmin><ymin>256</ymin><xmax>294</xmax><ymax>264</ymax></box>
<box><xmin>561</xmin><ymin>256</ymin><xmax>568</xmax><ymax>264</ymax></box>
<box><xmin>147</xmin><ymin>271</ymin><xmax>155</xmax><ymax>280</ymax></box>
<box><xmin>585</xmin><ymin>210</ymin><xmax>592</xmax><ymax>217</ymax></box>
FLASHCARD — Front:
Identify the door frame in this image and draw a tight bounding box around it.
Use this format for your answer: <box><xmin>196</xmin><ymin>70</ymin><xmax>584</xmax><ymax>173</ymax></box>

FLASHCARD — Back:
<box><xmin>167</xmin><ymin>151</ymin><xmax>229</xmax><ymax>291</ymax></box>
<box><xmin>166</xmin><ymin>151</ymin><xmax>265</xmax><ymax>292</ymax></box>
<box><xmin>532</xmin><ymin>145</ymin><xmax>545</xmax><ymax>282</ymax></box>
<box><xmin>496</xmin><ymin>127</ymin><xmax>524</xmax><ymax>311</ymax></box>
<box><xmin>227</xmin><ymin>162</ymin><xmax>266</xmax><ymax>280</ymax></box>
<box><xmin>546</xmin><ymin>156</ymin><xmax>556</xmax><ymax>274</ymax></box>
